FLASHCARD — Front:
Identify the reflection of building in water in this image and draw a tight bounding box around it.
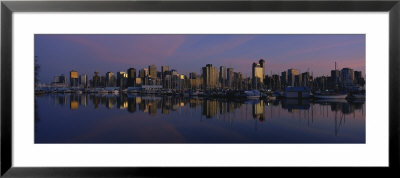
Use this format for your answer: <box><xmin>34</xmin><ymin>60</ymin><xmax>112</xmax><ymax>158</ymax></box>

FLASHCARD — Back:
<box><xmin>139</xmin><ymin>100</ymin><xmax>147</xmax><ymax>112</ymax></box>
<box><xmin>56</xmin><ymin>94</ymin><xmax>67</xmax><ymax>106</ymax></box>
<box><xmin>252</xmin><ymin>100</ymin><xmax>265</xmax><ymax>121</ymax></box>
<box><xmin>136</xmin><ymin>97</ymin><xmax>142</xmax><ymax>104</ymax></box>
<box><xmin>161</xmin><ymin>97</ymin><xmax>172</xmax><ymax>114</ymax></box>
<box><xmin>162</xmin><ymin>107</ymin><xmax>169</xmax><ymax>114</ymax></box>
<box><xmin>127</xmin><ymin>97</ymin><xmax>136</xmax><ymax>113</ymax></box>
<box><xmin>172</xmin><ymin>103</ymin><xmax>179</xmax><ymax>111</ymax></box>
<box><xmin>117</xmin><ymin>95</ymin><xmax>128</xmax><ymax>109</ymax></box>
<box><xmin>70</xmin><ymin>101</ymin><xmax>78</xmax><ymax>110</ymax></box>
<box><xmin>100</xmin><ymin>96</ymin><xmax>106</xmax><ymax>106</ymax></box>
<box><xmin>219</xmin><ymin>102</ymin><xmax>226</xmax><ymax>115</ymax></box>
<box><xmin>202</xmin><ymin>100</ymin><xmax>218</xmax><ymax>118</ymax></box>
<box><xmin>148</xmin><ymin>102</ymin><xmax>157</xmax><ymax>115</ymax></box>
<box><xmin>106</xmin><ymin>97</ymin><xmax>116</xmax><ymax>109</ymax></box>
<box><xmin>341</xmin><ymin>103</ymin><xmax>355</xmax><ymax>114</ymax></box>
<box><xmin>79</xmin><ymin>94</ymin><xmax>87</xmax><ymax>107</ymax></box>
<box><xmin>119</xmin><ymin>101</ymin><xmax>128</xmax><ymax>109</ymax></box>
<box><xmin>227</xmin><ymin>102</ymin><xmax>235</xmax><ymax>113</ymax></box>
<box><xmin>69</xmin><ymin>95</ymin><xmax>79</xmax><ymax>110</ymax></box>
<box><xmin>189</xmin><ymin>98</ymin><xmax>202</xmax><ymax>108</ymax></box>
<box><xmin>328</xmin><ymin>102</ymin><xmax>358</xmax><ymax>115</ymax></box>
<box><xmin>281</xmin><ymin>99</ymin><xmax>310</xmax><ymax>112</ymax></box>
<box><xmin>91</xmin><ymin>95</ymin><xmax>100</xmax><ymax>109</ymax></box>
<box><xmin>69</xmin><ymin>94</ymin><xmax>80</xmax><ymax>109</ymax></box>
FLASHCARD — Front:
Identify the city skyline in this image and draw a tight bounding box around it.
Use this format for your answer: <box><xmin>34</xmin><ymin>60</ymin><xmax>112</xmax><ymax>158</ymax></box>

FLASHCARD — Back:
<box><xmin>35</xmin><ymin>34</ymin><xmax>365</xmax><ymax>84</ymax></box>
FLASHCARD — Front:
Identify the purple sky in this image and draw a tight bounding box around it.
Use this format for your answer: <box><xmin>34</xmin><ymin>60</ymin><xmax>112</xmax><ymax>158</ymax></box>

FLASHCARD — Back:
<box><xmin>35</xmin><ymin>34</ymin><xmax>365</xmax><ymax>83</ymax></box>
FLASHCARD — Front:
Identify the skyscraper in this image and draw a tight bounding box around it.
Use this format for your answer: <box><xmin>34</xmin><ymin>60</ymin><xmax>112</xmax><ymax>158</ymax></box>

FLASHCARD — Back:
<box><xmin>202</xmin><ymin>64</ymin><xmax>218</xmax><ymax>89</ymax></box>
<box><xmin>252</xmin><ymin>62</ymin><xmax>263</xmax><ymax>88</ymax></box>
<box><xmin>219</xmin><ymin>66</ymin><xmax>226</xmax><ymax>88</ymax></box>
<box><xmin>294</xmin><ymin>74</ymin><xmax>302</xmax><ymax>87</ymax></box>
<box><xmin>92</xmin><ymin>71</ymin><xmax>100</xmax><ymax>88</ymax></box>
<box><xmin>80</xmin><ymin>74</ymin><xmax>87</xmax><ymax>88</ymax></box>
<box><xmin>139</xmin><ymin>68</ymin><xmax>149</xmax><ymax>85</ymax></box>
<box><xmin>105</xmin><ymin>72</ymin><xmax>116</xmax><ymax>87</ymax></box>
<box><xmin>301</xmin><ymin>72</ymin><xmax>310</xmax><ymax>87</ymax></box>
<box><xmin>272</xmin><ymin>74</ymin><xmax>281</xmax><ymax>90</ymax></box>
<box><xmin>139</xmin><ymin>68</ymin><xmax>148</xmax><ymax>78</ymax></box>
<box><xmin>117</xmin><ymin>71</ymin><xmax>128</xmax><ymax>89</ymax></box>
<box><xmin>341</xmin><ymin>68</ymin><xmax>354</xmax><ymax>89</ymax></box>
<box><xmin>259</xmin><ymin>59</ymin><xmax>265</xmax><ymax>80</ymax></box>
<box><xmin>354</xmin><ymin>71</ymin><xmax>365</xmax><ymax>86</ymax></box>
<box><xmin>149</xmin><ymin>65</ymin><xmax>157</xmax><ymax>80</ymax></box>
<box><xmin>70</xmin><ymin>70</ymin><xmax>79</xmax><ymax>87</ymax></box>
<box><xmin>127</xmin><ymin>68</ymin><xmax>136</xmax><ymax>87</ymax></box>
<box><xmin>161</xmin><ymin>66</ymin><xmax>169</xmax><ymax>78</ymax></box>
<box><xmin>331</xmin><ymin>70</ymin><xmax>341</xmax><ymax>89</ymax></box>
<box><xmin>281</xmin><ymin>71</ymin><xmax>288</xmax><ymax>87</ymax></box>
<box><xmin>227</xmin><ymin>68</ymin><xmax>234</xmax><ymax>88</ymax></box>
<box><xmin>287</xmin><ymin>68</ymin><xmax>299</xmax><ymax>86</ymax></box>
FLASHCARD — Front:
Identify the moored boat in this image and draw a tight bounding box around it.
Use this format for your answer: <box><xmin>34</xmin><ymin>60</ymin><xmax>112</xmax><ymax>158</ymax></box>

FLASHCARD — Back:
<box><xmin>283</xmin><ymin>86</ymin><xmax>310</xmax><ymax>98</ymax></box>
<box><xmin>244</xmin><ymin>90</ymin><xmax>261</xmax><ymax>99</ymax></box>
<box><xmin>313</xmin><ymin>91</ymin><xmax>347</xmax><ymax>99</ymax></box>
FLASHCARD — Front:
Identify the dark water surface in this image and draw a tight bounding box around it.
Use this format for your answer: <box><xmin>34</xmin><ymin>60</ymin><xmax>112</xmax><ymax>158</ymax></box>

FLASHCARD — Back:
<box><xmin>35</xmin><ymin>93</ymin><xmax>365</xmax><ymax>143</ymax></box>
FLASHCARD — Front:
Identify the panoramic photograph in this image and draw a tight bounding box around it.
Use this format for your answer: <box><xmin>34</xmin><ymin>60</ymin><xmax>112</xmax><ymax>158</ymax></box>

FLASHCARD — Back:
<box><xmin>34</xmin><ymin>34</ymin><xmax>366</xmax><ymax>143</ymax></box>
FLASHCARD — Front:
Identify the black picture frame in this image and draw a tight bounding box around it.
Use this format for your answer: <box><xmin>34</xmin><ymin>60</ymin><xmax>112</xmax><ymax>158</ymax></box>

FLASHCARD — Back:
<box><xmin>1</xmin><ymin>0</ymin><xmax>399</xmax><ymax>177</ymax></box>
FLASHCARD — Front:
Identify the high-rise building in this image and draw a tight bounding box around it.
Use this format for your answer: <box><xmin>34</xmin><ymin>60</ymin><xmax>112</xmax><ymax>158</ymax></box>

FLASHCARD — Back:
<box><xmin>70</xmin><ymin>70</ymin><xmax>79</xmax><ymax>87</ymax></box>
<box><xmin>59</xmin><ymin>75</ymin><xmax>66</xmax><ymax>84</ymax></box>
<box><xmin>139</xmin><ymin>68</ymin><xmax>149</xmax><ymax>78</ymax></box>
<box><xmin>117</xmin><ymin>71</ymin><xmax>128</xmax><ymax>89</ymax></box>
<box><xmin>202</xmin><ymin>64</ymin><xmax>218</xmax><ymax>89</ymax></box>
<box><xmin>259</xmin><ymin>59</ymin><xmax>266</xmax><ymax>80</ymax></box>
<box><xmin>272</xmin><ymin>74</ymin><xmax>281</xmax><ymax>90</ymax></box>
<box><xmin>354</xmin><ymin>71</ymin><xmax>362</xmax><ymax>80</ymax></box>
<box><xmin>252</xmin><ymin>62</ymin><xmax>264</xmax><ymax>88</ymax></box>
<box><xmin>127</xmin><ymin>68</ymin><xmax>136</xmax><ymax>87</ymax></box>
<box><xmin>287</xmin><ymin>68</ymin><xmax>299</xmax><ymax>86</ymax></box>
<box><xmin>227</xmin><ymin>68</ymin><xmax>234</xmax><ymax>88</ymax></box>
<box><xmin>105</xmin><ymin>72</ymin><xmax>116</xmax><ymax>87</ymax></box>
<box><xmin>354</xmin><ymin>71</ymin><xmax>365</xmax><ymax>86</ymax></box>
<box><xmin>139</xmin><ymin>68</ymin><xmax>149</xmax><ymax>85</ymax></box>
<box><xmin>301</xmin><ymin>72</ymin><xmax>310</xmax><ymax>87</ymax></box>
<box><xmin>53</xmin><ymin>74</ymin><xmax>66</xmax><ymax>84</ymax></box>
<box><xmin>331</xmin><ymin>70</ymin><xmax>341</xmax><ymax>89</ymax></box>
<box><xmin>189</xmin><ymin>72</ymin><xmax>202</xmax><ymax>89</ymax></box>
<box><xmin>341</xmin><ymin>68</ymin><xmax>354</xmax><ymax>88</ymax></box>
<box><xmin>80</xmin><ymin>74</ymin><xmax>87</xmax><ymax>88</ymax></box>
<box><xmin>294</xmin><ymin>74</ymin><xmax>302</xmax><ymax>87</ymax></box>
<box><xmin>219</xmin><ymin>66</ymin><xmax>227</xmax><ymax>88</ymax></box>
<box><xmin>149</xmin><ymin>65</ymin><xmax>157</xmax><ymax>80</ymax></box>
<box><xmin>51</xmin><ymin>74</ymin><xmax>67</xmax><ymax>87</ymax></box>
<box><xmin>281</xmin><ymin>71</ymin><xmax>288</xmax><ymax>87</ymax></box>
<box><xmin>92</xmin><ymin>71</ymin><xmax>100</xmax><ymax>88</ymax></box>
<box><xmin>161</xmin><ymin>66</ymin><xmax>169</xmax><ymax>78</ymax></box>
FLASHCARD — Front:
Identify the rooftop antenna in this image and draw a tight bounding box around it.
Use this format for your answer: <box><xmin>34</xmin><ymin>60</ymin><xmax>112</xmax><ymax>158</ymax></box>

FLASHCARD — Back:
<box><xmin>335</xmin><ymin>61</ymin><xmax>337</xmax><ymax>71</ymax></box>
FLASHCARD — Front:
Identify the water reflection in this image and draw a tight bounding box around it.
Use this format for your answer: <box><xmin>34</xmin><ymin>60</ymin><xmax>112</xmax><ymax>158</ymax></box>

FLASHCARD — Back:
<box><xmin>35</xmin><ymin>93</ymin><xmax>365</xmax><ymax>143</ymax></box>
<box><xmin>45</xmin><ymin>94</ymin><xmax>365</xmax><ymax>118</ymax></box>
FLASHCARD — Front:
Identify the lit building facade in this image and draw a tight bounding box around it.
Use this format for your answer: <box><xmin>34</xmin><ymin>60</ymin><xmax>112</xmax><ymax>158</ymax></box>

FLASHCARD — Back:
<box><xmin>70</xmin><ymin>70</ymin><xmax>79</xmax><ymax>87</ymax></box>
<box><xmin>252</xmin><ymin>62</ymin><xmax>264</xmax><ymax>89</ymax></box>
<box><xmin>105</xmin><ymin>72</ymin><xmax>116</xmax><ymax>87</ymax></box>
<box><xmin>287</xmin><ymin>68</ymin><xmax>299</xmax><ymax>86</ymax></box>
<box><xmin>202</xmin><ymin>64</ymin><xmax>218</xmax><ymax>89</ymax></box>
<box><xmin>117</xmin><ymin>71</ymin><xmax>128</xmax><ymax>89</ymax></box>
